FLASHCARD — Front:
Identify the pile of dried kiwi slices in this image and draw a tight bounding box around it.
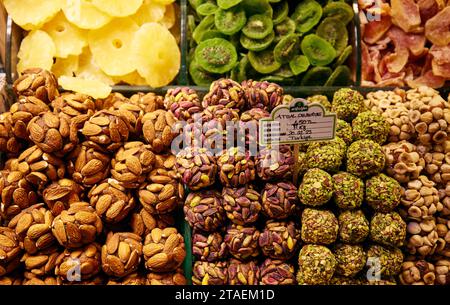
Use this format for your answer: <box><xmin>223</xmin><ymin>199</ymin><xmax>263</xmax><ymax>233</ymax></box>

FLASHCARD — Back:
<box><xmin>187</xmin><ymin>0</ymin><xmax>355</xmax><ymax>86</ymax></box>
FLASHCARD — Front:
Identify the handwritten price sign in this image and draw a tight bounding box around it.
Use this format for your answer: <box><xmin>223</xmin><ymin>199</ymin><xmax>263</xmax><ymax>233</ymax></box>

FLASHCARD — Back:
<box><xmin>259</xmin><ymin>98</ymin><xmax>336</xmax><ymax>146</ymax></box>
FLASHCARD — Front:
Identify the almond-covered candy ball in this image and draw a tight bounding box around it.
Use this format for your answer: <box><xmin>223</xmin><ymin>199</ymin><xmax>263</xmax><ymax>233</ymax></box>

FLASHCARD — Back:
<box><xmin>55</xmin><ymin>243</ymin><xmax>102</xmax><ymax>282</ymax></box>
<box><xmin>102</xmin><ymin>232</ymin><xmax>143</xmax><ymax>278</ymax></box>
<box><xmin>52</xmin><ymin>202</ymin><xmax>103</xmax><ymax>249</ymax></box>
<box><xmin>143</xmin><ymin>227</ymin><xmax>186</xmax><ymax>273</ymax></box>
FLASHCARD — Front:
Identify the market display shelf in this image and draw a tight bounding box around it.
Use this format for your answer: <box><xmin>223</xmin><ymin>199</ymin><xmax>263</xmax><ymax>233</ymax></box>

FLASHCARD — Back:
<box><xmin>4</xmin><ymin>0</ymin><xmax>361</xmax><ymax>93</ymax></box>
<box><xmin>2</xmin><ymin>1</ymin><xmax>449</xmax><ymax>287</ymax></box>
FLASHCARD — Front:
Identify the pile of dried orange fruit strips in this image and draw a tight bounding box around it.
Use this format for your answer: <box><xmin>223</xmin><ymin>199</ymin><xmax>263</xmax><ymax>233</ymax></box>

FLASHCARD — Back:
<box><xmin>4</xmin><ymin>0</ymin><xmax>181</xmax><ymax>97</ymax></box>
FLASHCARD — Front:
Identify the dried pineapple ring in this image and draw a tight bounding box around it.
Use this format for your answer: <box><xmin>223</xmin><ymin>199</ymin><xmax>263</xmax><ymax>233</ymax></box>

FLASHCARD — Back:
<box><xmin>52</xmin><ymin>55</ymin><xmax>79</xmax><ymax>78</ymax></box>
<box><xmin>160</xmin><ymin>3</ymin><xmax>176</xmax><ymax>29</ymax></box>
<box><xmin>62</xmin><ymin>0</ymin><xmax>112</xmax><ymax>30</ymax></box>
<box><xmin>4</xmin><ymin>0</ymin><xmax>62</xmax><ymax>30</ymax></box>
<box><xmin>153</xmin><ymin>0</ymin><xmax>176</xmax><ymax>5</ymax></box>
<box><xmin>59</xmin><ymin>76</ymin><xmax>112</xmax><ymax>99</ymax></box>
<box><xmin>88</xmin><ymin>18</ymin><xmax>139</xmax><ymax>76</ymax></box>
<box><xmin>76</xmin><ymin>48</ymin><xmax>115</xmax><ymax>86</ymax></box>
<box><xmin>17</xmin><ymin>30</ymin><xmax>56</xmax><ymax>74</ymax></box>
<box><xmin>42</xmin><ymin>12</ymin><xmax>88</xmax><ymax>58</ymax></box>
<box><xmin>132</xmin><ymin>22</ymin><xmax>180</xmax><ymax>88</ymax></box>
<box><xmin>132</xmin><ymin>0</ymin><xmax>166</xmax><ymax>25</ymax></box>
<box><xmin>113</xmin><ymin>72</ymin><xmax>148</xmax><ymax>86</ymax></box>
<box><xmin>92</xmin><ymin>0</ymin><xmax>143</xmax><ymax>17</ymax></box>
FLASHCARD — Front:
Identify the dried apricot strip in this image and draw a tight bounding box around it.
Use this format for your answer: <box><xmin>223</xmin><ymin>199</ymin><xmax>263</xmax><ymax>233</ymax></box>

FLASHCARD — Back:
<box><xmin>391</xmin><ymin>0</ymin><xmax>422</xmax><ymax>33</ymax></box>
<box><xmin>425</xmin><ymin>6</ymin><xmax>450</xmax><ymax>46</ymax></box>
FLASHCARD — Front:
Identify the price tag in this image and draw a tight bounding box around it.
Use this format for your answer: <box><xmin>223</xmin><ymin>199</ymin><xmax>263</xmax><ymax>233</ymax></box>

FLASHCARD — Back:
<box><xmin>259</xmin><ymin>98</ymin><xmax>336</xmax><ymax>146</ymax></box>
<box><xmin>259</xmin><ymin>98</ymin><xmax>337</xmax><ymax>185</ymax></box>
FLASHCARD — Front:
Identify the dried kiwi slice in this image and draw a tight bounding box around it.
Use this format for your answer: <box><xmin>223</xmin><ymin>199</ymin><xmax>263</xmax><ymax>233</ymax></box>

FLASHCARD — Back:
<box><xmin>301</xmin><ymin>34</ymin><xmax>337</xmax><ymax>66</ymax></box>
<box><xmin>193</xmin><ymin>15</ymin><xmax>215</xmax><ymax>44</ymax></box>
<box><xmin>215</xmin><ymin>7</ymin><xmax>247</xmax><ymax>35</ymax></box>
<box><xmin>217</xmin><ymin>0</ymin><xmax>243</xmax><ymax>9</ymax></box>
<box><xmin>300</xmin><ymin>66</ymin><xmax>332</xmax><ymax>86</ymax></box>
<box><xmin>248</xmin><ymin>49</ymin><xmax>282</xmax><ymax>74</ymax></box>
<box><xmin>231</xmin><ymin>54</ymin><xmax>250</xmax><ymax>82</ymax></box>
<box><xmin>240</xmin><ymin>31</ymin><xmax>275</xmax><ymax>51</ymax></box>
<box><xmin>292</xmin><ymin>0</ymin><xmax>322</xmax><ymax>33</ymax></box>
<box><xmin>334</xmin><ymin>45</ymin><xmax>352</xmax><ymax>67</ymax></box>
<box><xmin>200</xmin><ymin>30</ymin><xmax>227</xmax><ymax>41</ymax></box>
<box><xmin>189</xmin><ymin>59</ymin><xmax>217</xmax><ymax>86</ymax></box>
<box><xmin>274</xmin><ymin>17</ymin><xmax>296</xmax><ymax>42</ymax></box>
<box><xmin>195</xmin><ymin>38</ymin><xmax>238</xmax><ymax>73</ymax></box>
<box><xmin>323</xmin><ymin>2</ymin><xmax>354</xmax><ymax>25</ymax></box>
<box><xmin>197</xmin><ymin>2</ymin><xmax>219</xmax><ymax>16</ymax></box>
<box><xmin>289</xmin><ymin>55</ymin><xmax>310</xmax><ymax>75</ymax></box>
<box><xmin>324</xmin><ymin>65</ymin><xmax>351</xmax><ymax>86</ymax></box>
<box><xmin>274</xmin><ymin>34</ymin><xmax>300</xmax><ymax>64</ymax></box>
<box><xmin>272</xmin><ymin>1</ymin><xmax>289</xmax><ymax>25</ymax></box>
<box><xmin>316</xmin><ymin>17</ymin><xmax>348</xmax><ymax>56</ymax></box>
<box><xmin>242</xmin><ymin>14</ymin><xmax>273</xmax><ymax>39</ymax></box>
<box><xmin>241</xmin><ymin>0</ymin><xmax>273</xmax><ymax>17</ymax></box>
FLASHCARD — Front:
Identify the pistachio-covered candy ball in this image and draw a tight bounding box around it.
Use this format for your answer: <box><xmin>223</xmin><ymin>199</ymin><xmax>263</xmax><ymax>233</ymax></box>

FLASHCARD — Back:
<box><xmin>346</xmin><ymin>140</ymin><xmax>385</xmax><ymax>178</ymax></box>
<box><xmin>333</xmin><ymin>172</ymin><xmax>364</xmax><ymax>210</ymax></box>
<box><xmin>333</xmin><ymin>244</ymin><xmax>366</xmax><ymax>277</ymax></box>
<box><xmin>301</xmin><ymin>208</ymin><xmax>339</xmax><ymax>245</ymax></box>
<box><xmin>366</xmin><ymin>174</ymin><xmax>402</xmax><ymax>213</ymax></box>
<box><xmin>338</xmin><ymin>210</ymin><xmax>369</xmax><ymax>244</ymax></box>
<box><xmin>297</xmin><ymin>245</ymin><xmax>336</xmax><ymax>285</ymax></box>
<box><xmin>307</xmin><ymin>95</ymin><xmax>331</xmax><ymax>111</ymax></box>
<box><xmin>331</xmin><ymin>88</ymin><xmax>366</xmax><ymax>122</ymax></box>
<box><xmin>306</xmin><ymin>138</ymin><xmax>346</xmax><ymax>172</ymax></box>
<box><xmin>298</xmin><ymin>168</ymin><xmax>334</xmax><ymax>206</ymax></box>
<box><xmin>367</xmin><ymin>245</ymin><xmax>403</xmax><ymax>277</ymax></box>
<box><xmin>370</xmin><ymin>212</ymin><xmax>406</xmax><ymax>247</ymax></box>
<box><xmin>352</xmin><ymin>111</ymin><xmax>389</xmax><ymax>144</ymax></box>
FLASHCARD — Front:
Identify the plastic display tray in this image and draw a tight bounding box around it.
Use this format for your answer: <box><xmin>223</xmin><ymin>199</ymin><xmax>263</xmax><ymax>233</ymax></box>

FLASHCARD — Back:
<box><xmin>4</xmin><ymin>0</ymin><xmax>361</xmax><ymax>95</ymax></box>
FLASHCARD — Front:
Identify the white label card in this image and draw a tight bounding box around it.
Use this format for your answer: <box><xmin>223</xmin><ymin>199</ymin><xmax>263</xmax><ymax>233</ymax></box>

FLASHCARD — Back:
<box><xmin>259</xmin><ymin>98</ymin><xmax>337</xmax><ymax>145</ymax></box>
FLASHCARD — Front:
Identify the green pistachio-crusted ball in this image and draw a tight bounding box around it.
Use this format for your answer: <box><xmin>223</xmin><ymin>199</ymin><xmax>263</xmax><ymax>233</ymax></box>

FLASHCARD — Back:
<box><xmin>297</xmin><ymin>245</ymin><xmax>336</xmax><ymax>285</ymax></box>
<box><xmin>338</xmin><ymin>210</ymin><xmax>369</xmax><ymax>244</ymax></box>
<box><xmin>308</xmin><ymin>137</ymin><xmax>346</xmax><ymax>153</ymax></box>
<box><xmin>307</xmin><ymin>95</ymin><xmax>331</xmax><ymax>111</ymax></box>
<box><xmin>301</xmin><ymin>208</ymin><xmax>338</xmax><ymax>245</ymax></box>
<box><xmin>352</xmin><ymin>111</ymin><xmax>389</xmax><ymax>144</ymax></box>
<box><xmin>365</xmin><ymin>174</ymin><xmax>402</xmax><ymax>213</ymax></box>
<box><xmin>336</xmin><ymin>119</ymin><xmax>353</xmax><ymax>145</ymax></box>
<box><xmin>298</xmin><ymin>168</ymin><xmax>334</xmax><ymax>206</ymax></box>
<box><xmin>370</xmin><ymin>212</ymin><xmax>406</xmax><ymax>248</ymax></box>
<box><xmin>331</xmin><ymin>88</ymin><xmax>366</xmax><ymax>122</ymax></box>
<box><xmin>333</xmin><ymin>244</ymin><xmax>366</xmax><ymax>277</ymax></box>
<box><xmin>333</xmin><ymin>172</ymin><xmax>364</xmax><ymax>210</ymax></box>
<box><xmin>306</xmin><ymin>138</ymin><xmax>346</xmax><ymax>172</ymax></box>
<box><xmin>366</xmin><ymin>244</ymin><xmax>403</xmax><ymax>277</ymax></box>
<box><xmin>346</xmin><ymin>140</ymin><xmax>385</xmax><ymax>178</ymax></box>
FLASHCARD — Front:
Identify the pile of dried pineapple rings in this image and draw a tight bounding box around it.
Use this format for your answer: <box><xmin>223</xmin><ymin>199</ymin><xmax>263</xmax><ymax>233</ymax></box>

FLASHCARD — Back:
<box><xmin>5</xmin><ymin>0</ymin><xmax>181</xmax><ymax>98</ymax></box>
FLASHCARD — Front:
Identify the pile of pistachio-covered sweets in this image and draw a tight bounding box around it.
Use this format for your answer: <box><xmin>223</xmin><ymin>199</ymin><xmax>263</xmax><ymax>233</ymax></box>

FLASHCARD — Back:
<box><xmin>294</xmin><ymin>88</ymin><xmax>409</xmax><ymax>285</ymax></box>
<box><xmin>180</xmin><ymin>79</ymin><xmax>411</xmax><ymax>285</ymax></box>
